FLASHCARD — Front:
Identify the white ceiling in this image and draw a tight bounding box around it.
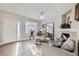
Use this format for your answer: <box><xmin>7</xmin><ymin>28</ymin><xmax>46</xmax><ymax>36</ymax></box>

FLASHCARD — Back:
<box><xmin>0</xmin><ymin>3</ymin><xmax>76</xmax><ymax>21</ymax></box>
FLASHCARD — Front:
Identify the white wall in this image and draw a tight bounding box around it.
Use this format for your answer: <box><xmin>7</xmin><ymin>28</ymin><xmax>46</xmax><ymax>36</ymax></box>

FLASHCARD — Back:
<box><xmin>0</xmin><ymin>17</ymin><xmax>2</xmax><ymax>43</ymax></box>
<box><xmin>3</xmin><ymin>19</ymin><xmax>17</xmax><ymax>43</ymax></box>
<box><xmin>20</xmin><ymin>21</ymin><xmax>26</xmax><ymax>39</ymax></box>
<box><xmin>0</xmin><ymin>10</ymin><xmax>41</xmax><ymax>44</ymax></box>
<box><xmin>0</xmin><ymin>12</ymin><xmax>2</xmax><ymax>43</ymax></box>
<box><xmin>70</xmin><ymin>5</ymin><xmax>79</xmax><ymax>40</ymax></box>
<box><xmin>1</xmin><ymin>11</ymin><xmax>19</xmax><ymax>43</ymax></box>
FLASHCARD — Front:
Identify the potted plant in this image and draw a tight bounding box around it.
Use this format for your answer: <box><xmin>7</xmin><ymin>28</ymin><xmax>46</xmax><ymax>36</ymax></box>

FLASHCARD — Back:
<box><xmin>61</xmin><ymin>23</ymin><xmax>71</xmax><ymax>29</ymax></box>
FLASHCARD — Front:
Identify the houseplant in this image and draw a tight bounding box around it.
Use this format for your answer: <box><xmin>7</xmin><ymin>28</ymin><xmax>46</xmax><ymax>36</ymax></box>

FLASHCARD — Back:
<box><xmin>61</xmin><ymin>23</ymin><xmax>71</xmax><ymax>29</ymax></box>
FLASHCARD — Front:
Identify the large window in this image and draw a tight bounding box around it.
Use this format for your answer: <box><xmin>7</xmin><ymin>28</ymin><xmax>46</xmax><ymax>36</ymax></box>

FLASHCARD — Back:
<box><xmin>46</xmin><ymin>23</ymin><xmax>53</xmax><ymax>34</ymax></box>
<box><xmin>25</xmin><ymin>21</ymin><xmax>37</xmax><ymax>36</ymax></box>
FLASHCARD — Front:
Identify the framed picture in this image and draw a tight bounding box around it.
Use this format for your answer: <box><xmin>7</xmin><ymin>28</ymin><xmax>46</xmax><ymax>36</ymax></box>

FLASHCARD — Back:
<box><xmin>75</xmin><ymin>3</ymin><xmax>79</xmax><ymax>21</ymax></box>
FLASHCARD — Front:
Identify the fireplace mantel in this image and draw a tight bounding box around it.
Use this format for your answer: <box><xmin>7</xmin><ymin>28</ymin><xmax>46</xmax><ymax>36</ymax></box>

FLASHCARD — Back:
<box><xmin>57</xmin><ymin>29</ymin><xmax>77</xmax><ymax>40</ymax></box>
<box><xmin>58</xmin><ymin>29</ymin><xmax>77</xmax><ymax>32</ymax></box>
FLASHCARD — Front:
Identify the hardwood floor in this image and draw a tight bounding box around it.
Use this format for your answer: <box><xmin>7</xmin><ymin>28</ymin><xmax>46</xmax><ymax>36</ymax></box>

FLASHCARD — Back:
<box><xmin>0</xmin><ymin>40</ymin><xmax>73</xmax><ymax>56</ymax></box>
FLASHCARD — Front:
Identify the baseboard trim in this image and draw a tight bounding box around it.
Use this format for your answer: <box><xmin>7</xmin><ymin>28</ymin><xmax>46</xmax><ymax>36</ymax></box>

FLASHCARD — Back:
<box><xmin>0</xmin><ymin>38</ymin><xmax>29</xmax><ymax>46</ymax></box>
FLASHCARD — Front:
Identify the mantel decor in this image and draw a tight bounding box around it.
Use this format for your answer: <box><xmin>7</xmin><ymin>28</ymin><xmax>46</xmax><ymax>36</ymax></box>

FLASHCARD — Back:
<box><xmin>61</xmin><ymin>23</ymin><xmax>71</xmax><ymax>29</ymax></box>
<box><xmin>75</xmin><ymin>3</ymin><xmax>79</xmax><ymax>21</ymax></box>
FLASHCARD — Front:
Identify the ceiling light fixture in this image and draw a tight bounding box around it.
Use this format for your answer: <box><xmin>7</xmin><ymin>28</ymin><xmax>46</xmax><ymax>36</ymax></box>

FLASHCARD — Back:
<box><xmin>40</xmin><ymin>11</ymin><xmax>44</xmax><ymax>19</ymax></box>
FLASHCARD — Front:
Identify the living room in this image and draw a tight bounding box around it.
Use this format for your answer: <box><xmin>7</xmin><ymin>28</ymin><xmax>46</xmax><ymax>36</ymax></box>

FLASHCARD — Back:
<box><xmin>0</xmin><ymin>3</ymin><xmax>79</xmax><ymax>56</ymax></box>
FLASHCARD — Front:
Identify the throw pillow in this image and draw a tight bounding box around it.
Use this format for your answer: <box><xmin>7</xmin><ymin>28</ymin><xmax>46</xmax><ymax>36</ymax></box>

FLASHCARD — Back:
<box><xmin>61</xmin><ymin>38</ymin><xmax>75</xmax><ymax>52</ymax></box>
